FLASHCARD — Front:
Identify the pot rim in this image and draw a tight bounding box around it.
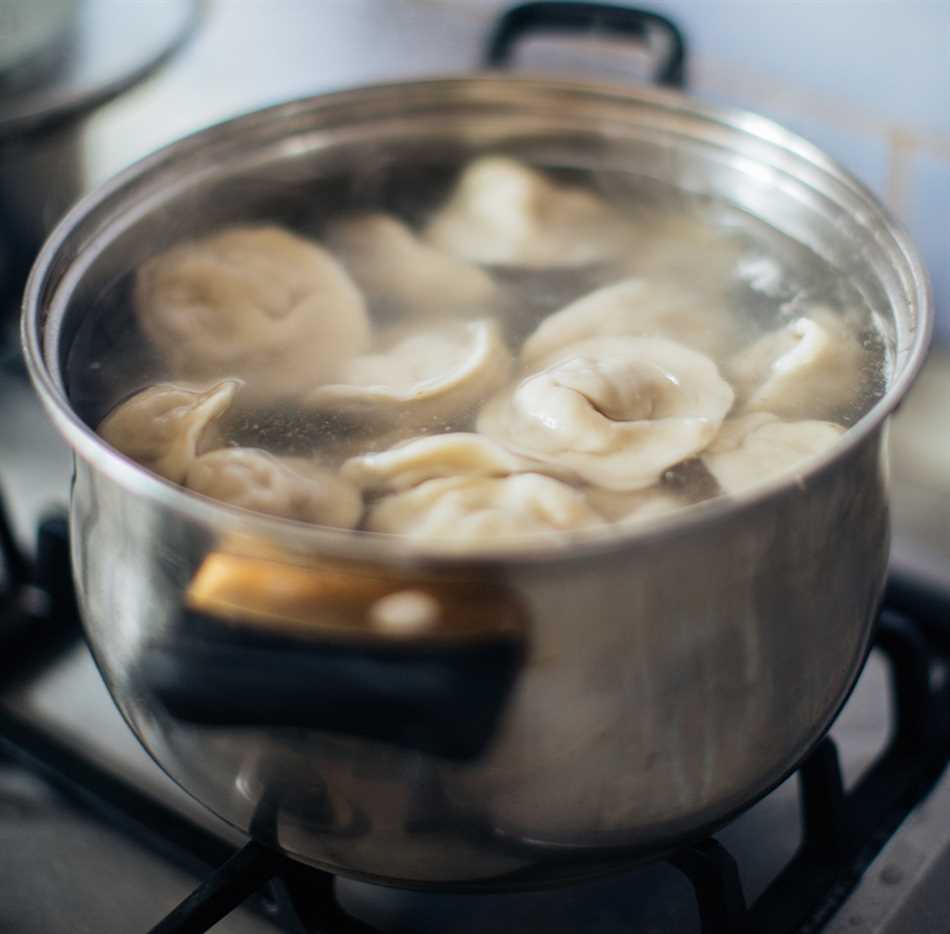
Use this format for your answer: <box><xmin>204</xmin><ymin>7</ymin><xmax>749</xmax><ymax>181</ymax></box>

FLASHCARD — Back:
<box><xmin>20</xmin><ymin>74</ymin><xmax>933</xmax><ymax>570</ymax></box>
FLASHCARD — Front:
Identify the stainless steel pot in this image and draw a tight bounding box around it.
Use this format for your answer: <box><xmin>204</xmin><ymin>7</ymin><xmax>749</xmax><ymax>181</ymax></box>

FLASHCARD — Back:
<box><xmin>20</xmin><ymin>53</ymin><xmax>931</xmax><ymax>888</ymax></box>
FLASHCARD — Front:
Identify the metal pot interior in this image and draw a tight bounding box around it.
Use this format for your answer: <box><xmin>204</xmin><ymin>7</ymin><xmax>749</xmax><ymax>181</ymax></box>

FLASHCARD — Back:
<box><xmin>31</xmin><ymin>77</ymin><xmax>928</xmax><ymax>466</ymax></box>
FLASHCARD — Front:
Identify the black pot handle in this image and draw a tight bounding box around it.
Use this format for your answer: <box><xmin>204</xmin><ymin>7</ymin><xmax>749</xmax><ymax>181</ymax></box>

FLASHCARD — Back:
<box><xmin>141</xmin><ymin>550</ymin><xmax>526</xmax><ymax>762</ymax></box>
<box><xmin>484</xmin><ymin>2</ymin><xmax>687</xmax><ymax>88</ymax></box>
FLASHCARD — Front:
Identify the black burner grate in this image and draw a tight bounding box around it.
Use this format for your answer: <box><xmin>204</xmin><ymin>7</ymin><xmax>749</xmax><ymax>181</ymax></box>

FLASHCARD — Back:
<box><xmin>2</xmin><ymin>506</ymin><xmax>949</xmax><ymax>934</ymax></box>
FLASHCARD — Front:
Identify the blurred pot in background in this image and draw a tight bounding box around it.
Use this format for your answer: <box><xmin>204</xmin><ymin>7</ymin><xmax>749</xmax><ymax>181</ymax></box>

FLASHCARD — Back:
<box><xmin>0</xmin><ymin>0</ymin><xmax>196</xmax><ymax>310</ymax></box>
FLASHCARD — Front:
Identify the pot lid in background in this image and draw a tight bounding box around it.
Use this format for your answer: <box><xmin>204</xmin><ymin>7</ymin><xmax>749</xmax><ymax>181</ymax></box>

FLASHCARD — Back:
<box><xmin>0</xmin><ymin>0</ymin><xmax>197</xmax><ymax>139</ymax></box>
<box><xmin>0</xmin><ymin>0</ymin><xmax>77</xmax><ymax>91</ymax></box>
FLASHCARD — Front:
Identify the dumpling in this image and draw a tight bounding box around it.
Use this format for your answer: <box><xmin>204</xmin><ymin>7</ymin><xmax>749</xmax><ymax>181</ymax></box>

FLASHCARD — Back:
<box><xmin>344</xmin><ymin>434</ymin><xmax>684</xmax><ymax>532</ymax></box>
<box><xmin>727</xmin><ymin>308</ymin><xmax>864</xmax><ymax>420</ymax></box>
<box><xmin>478</xmin><ymin>336</ymin><xmax>734</xmax><ymax>491</ymax></box>
<box><xmin>585</xmin><ymin>486</ymin><xmax>687</xmax><ymax>527</ymax></box>
<box><xmin>98</xmin><ymin>380</ymin><xmax>239</xmax><ymax>483</ymax></box>
<box><xmin>304</xmin><ymin>319</ymin><xmax>512</xmax><ymax>429</ymax></box>
<box><xmin>342</xmin><ymin>433</ymin><xmax>538</xmax><ymax>492</ymax></box>
<box><xmin>702</xmin><ymin>412</ymin><xmax>845</xmax><ymax>495</ymax></box>
<box><xmin>136</xmin><ymin>225</ymin><xmax>370</xmax><ymax>403</ymax></box>
<box><xmin>324</xmin><ymin>213</ymin><xmax>498</xmax><ymax>319</ymax></box>
<box><xmin>185</xmin><ymin>447</ymin><xmax>362</xmax><ymax>528</ymax></box>
<box><xmin>366</xmin><ymin>474</ymin><xmax>607</xmax><ymax>546</ymax></box>
<box><xmin>616</xmin><ymin>212</ymin><xmax>746</xmax><ymax>295</ymax></box>
<box><xmin>522</xmin><ymin>277</ymin><xmax>735</xmax><ymax>363</ymax></box>
<box><xmin>424</xmin><ymin>156</ymin><xmax>633</xmax><ymax>268</ymax></box>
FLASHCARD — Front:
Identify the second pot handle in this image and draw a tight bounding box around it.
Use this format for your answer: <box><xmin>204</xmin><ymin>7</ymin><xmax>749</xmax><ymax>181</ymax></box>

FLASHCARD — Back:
<box><xmin>483</xmin><ymin>1</ymin><xmax>687</xmax><ymax>88</ymax></box>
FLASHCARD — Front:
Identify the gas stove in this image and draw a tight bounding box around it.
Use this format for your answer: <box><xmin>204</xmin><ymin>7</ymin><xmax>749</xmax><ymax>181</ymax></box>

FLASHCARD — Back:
<box><xmin>2</xmin><ymin>3</ymin><xmax>949</xmax><ymax>932</ymax></box>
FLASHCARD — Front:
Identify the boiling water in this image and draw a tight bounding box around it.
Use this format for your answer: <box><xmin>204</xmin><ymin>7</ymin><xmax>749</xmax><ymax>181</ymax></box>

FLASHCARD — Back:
<box><xmin>65</xmin><ymin>160</ymin><xmax>889</xmax><ymax>534</ymax></box>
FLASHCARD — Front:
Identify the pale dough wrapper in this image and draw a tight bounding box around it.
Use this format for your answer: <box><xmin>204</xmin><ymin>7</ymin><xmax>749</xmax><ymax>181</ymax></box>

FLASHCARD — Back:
<box><xmin>617</xmin><ymin>213</ymin><xmax>745</xmax><ymax>294</ymax></box>
<box><xmin>478</xmin><ymin>336</ymin><xmax>734</xmax><ymax>491</ymax></box>
<box><xmin>702</xmin><ymin>412</ymin><xmax>845</xmax><ymax>495</ymax></box>
<box><xmin>366</xmin><ymin>474</ymin><xmax>607</xmax><ymax>546</ymax></box>
<box><xmin>185</xmin><ymin>447</ymin><xmax>363</xmax><ymax>529</ymax></box>
<box><xmin>304</xmin><ymin>319</ymin><xmax>512</xmax><ymax>428</ymax></box>
<box><xmin>98</xmin><ymin>380</ymin><xmax>239</xmax><ymax>484</ymax></box>
<box><xmin>522</xmin><ymin>277</ymin><xmax>735</xmax><ymax>363</ymax></box>
<box><xmin>727</xmin><ymin>309</ymin><xmax>864</xmax><ymax>420</ymax></box>
<box><xmin>424</xmin><ymin>156</ymin><xmax>633</xmax><ymax>269</ymax></box>
<box><xmin>324</xmin><ymin>213</ymin><xmax>498</xmax><ymax>319</ymax></box>
<box><xmin>341</xmin><ymin>433</ymin><xmax>538</xmax><ymax>492</ymax></box>
<box><xmin>136</xmin><ymin>225</ymin><xmax>370</xmax><ymax>403</ymax></box>
<box><xmin>585</xmin><ymin>486</ymin><xmax>687</xmax><ymax>527</ymax></box>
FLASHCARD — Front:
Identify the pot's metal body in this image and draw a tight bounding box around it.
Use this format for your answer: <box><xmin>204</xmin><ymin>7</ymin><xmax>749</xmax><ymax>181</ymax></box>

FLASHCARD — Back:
<box><xmin>22</xmin><ymin>78</ymin><xmax>931</xmax><ymax>888</ymax></box>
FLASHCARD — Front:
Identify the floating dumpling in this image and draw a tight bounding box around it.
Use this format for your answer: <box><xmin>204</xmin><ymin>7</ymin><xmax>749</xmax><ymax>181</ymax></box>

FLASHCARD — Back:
<box><xmin>727</xmin><ymin>309</ymin><xmax>864</xmax><ymax>420</ymax></box>
<box><xmin>522</xmin><ymin>277</ymin><xmax>734</xmax><ymax>363</ymax></box>
<box><xmin>617</xmin><ymin>212</ymin><xmax>746</xmax><ymax>293</ymax></box>
<box><xmin>478</xmin><ymin>336</ymin><xmax>734</xmax><ymax>491</ymax></box>
<box><xmin>424</xmin><ymin>156</ymin><xmax>632</xmax><ymax>268</ymax></box>
<box><xmin>304</xmin><ymin>319</ymin><xmax>512</xmax><ymax>429</ymax></box>
<box><xmin>342</xmin><ymin>433</ymin><xmax>538</xmax><ymax>492</ymax></box>
<box><xmin>185</xmin><ymin>447</ymin><xmax>362</xmax><ymax>528</ymax></box>
<box><xmin>585</xmin><ymin>486</ymin><xmax>687</xmax><ymax>527</ymax></box>
<box><xmin>366</xmin><ymin>474</ymin><xmax>606</xmax><ymax>545</ymax></box>
<box><xmin>136</xmin><ymin>225</ymin><xmax>370</xmax><ymax>403</ymax></box>
<box><xmin>324</xmin><ymin>213</ymin><xmax>498</xmax><ymax>319</ymax></box>
<box><xmin>702</xmin><ymin>412</ymin><xmax>845</xmax><ymax>495</ymax></box>
<box><xmin>98</xmin><ymin>380</ymin><xmax>239</xmax><ymax>483</ymax></box>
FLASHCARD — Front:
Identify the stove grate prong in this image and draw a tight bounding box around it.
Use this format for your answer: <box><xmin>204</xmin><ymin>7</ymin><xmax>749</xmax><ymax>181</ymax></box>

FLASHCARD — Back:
<box><xmin>876</xmin><ymin>611</ymin><xmax>934</xmax><ymax>750</ymax></box>
<box><xmin>669</xmin><ymin>837</ymin><xmax>749</xmax><ymax>934</ymax></box>
<box><xmin>799</xmin><ymin>737</ymin><xmax>849</xmax><ymax>857</ymax></box>
<box><xmin>145</xmin><ymin>840</ymin><xmax>284</xmax><ymax>934</ymax></box>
